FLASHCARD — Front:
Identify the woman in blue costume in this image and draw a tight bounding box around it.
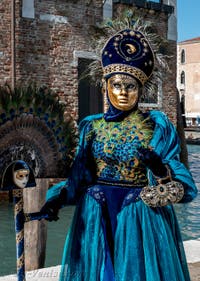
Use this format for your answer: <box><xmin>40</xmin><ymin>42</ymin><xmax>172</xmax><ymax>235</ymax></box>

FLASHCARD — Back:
<box><xmin>40</xmin><ymin>28</ymin><xmax>197</xmax><ymax>281</ymax></box>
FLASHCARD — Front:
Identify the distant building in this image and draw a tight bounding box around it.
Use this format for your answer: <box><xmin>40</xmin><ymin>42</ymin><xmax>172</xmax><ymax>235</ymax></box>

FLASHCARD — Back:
<box><xmin>177</xmin><ymin>37</ymin><xmax>200</xmax><ymax>126</ymax></box>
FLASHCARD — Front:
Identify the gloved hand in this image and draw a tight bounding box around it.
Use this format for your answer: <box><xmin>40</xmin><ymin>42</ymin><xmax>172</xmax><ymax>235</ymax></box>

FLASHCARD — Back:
<box><xmin>40</xmin><ymin>201</ymin><xmax>60</xmax><ymax>221</ymax></box>
<box><xmin>138</xmin><ymin>147</ymin><xmax>167</xmax><ymax>177</ymax></box>
<box><xmin>40</xmin><ymin>188</ymin><xmax>67</xmax><ymax>221</ymax></box>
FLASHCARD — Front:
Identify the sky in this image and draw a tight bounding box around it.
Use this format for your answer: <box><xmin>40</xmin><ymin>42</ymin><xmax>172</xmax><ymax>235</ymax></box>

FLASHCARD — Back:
<box><xmin>177</xmin><ymin>0</ymin><xmax>200</xmax><ymax>42</ymax></box>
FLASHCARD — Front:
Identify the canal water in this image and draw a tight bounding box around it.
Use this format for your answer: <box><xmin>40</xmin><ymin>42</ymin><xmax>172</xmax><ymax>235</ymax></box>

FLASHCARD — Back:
<box><xmin>0</xmin><ymin>145</ymin><xmax>199</xmax><ymax>276</ymax></box>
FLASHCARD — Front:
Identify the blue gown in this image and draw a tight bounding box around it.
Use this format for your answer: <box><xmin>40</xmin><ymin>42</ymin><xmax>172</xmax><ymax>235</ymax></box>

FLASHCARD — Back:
<box><xmin>46</xmin><ymin>110</ymin><xmax>197</xmax><ymax>281</ymax></box>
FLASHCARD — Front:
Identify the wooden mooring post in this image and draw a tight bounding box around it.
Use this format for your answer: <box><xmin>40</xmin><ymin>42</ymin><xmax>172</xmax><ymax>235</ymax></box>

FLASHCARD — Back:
<box><xmin>23</xmin><ymin>178</ymin><xmax>49</xmax><ymax>271</ymax></box>
<box><xmin>0</xmin><ymin>160</ymin><xmax>50</xmax><ymax>281</ymax></box>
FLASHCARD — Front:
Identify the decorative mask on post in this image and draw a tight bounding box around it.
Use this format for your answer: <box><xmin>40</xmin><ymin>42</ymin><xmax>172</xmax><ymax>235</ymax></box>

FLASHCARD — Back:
<box><xmin>13</xmin><ymin>167</ymin><xmax>30</xmax><ymax>189</ymax></box>
<box><xmin>1</xmin><ymin>160</ymin><xmax>36</xmax><ymax>190</ymax></box>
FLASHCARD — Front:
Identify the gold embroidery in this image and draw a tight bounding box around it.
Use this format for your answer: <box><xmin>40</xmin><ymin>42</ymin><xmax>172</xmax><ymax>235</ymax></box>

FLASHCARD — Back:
<box><xmin>92</xmin><ymin>111</ymin><xmax>153</xmax><ymax>184</ymax></box>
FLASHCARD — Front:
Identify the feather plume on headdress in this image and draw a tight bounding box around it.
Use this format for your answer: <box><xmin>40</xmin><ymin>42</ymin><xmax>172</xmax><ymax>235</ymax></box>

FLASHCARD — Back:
<box><xmin>82</xmin><ymin>9</ymin><xmax>170</xmax><ymax>98</ymax></box>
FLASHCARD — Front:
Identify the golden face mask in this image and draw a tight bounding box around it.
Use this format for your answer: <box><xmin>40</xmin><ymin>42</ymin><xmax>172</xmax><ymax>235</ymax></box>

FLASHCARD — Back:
<box><xmin>13</xmin><ymin>169</ymin><xmax>30</xmax><ymax>189</ymax></box>
<box><xmin>107</xmin><ymin>74</ymin><xmax>140</xmax><ymax>111</ymax></box>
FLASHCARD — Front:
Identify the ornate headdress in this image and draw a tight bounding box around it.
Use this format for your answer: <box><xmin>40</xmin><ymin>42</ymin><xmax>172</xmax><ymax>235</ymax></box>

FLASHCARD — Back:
<box><xmin>84</xmin><ymin>11</ymin><xmax>169</xmax><ymax>93</ymax></box>
<box><xmin>101</xmin><ymin>28</ymin><xmax>154</xmax><ymax>85</ymax></box>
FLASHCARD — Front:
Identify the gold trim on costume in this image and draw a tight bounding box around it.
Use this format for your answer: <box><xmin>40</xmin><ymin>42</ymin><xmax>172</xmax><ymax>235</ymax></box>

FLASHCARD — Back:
<box><xmin>14</xmin><ymin>198</ymin><xmax>24</xmax><ymax>214</ymax></box>
<box><xmin>16</xmin><ymin>229</ymin><xmax>24</xmax><ymax>243</ymax></box>
<box><xmin>13</xmin><ymin>189</ymin><xmax>23</xmax><ymax>197</ymax></box>
<box><xmin>17</xmin><ymin>253</ymin><xmax>25</xmax><ymax>270</ymax></box>
<box><xmin>103</xmin><ymin>64</ymin><xmax>148</xmax><ymax>85</ymax></box>
<box><xmin>96</xmin><ymin>180</ymin><xmax>144</xmax><ymax>188</ymax></box>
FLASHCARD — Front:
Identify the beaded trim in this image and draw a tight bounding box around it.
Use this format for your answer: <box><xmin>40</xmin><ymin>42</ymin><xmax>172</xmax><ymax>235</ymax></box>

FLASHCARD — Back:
<box><xmin>96</xmin><ymin>179</ymin><xmax>144</xmax><ymax>188</ymax></box>
<box><xmin>103</xmin><ymin>63</ymin><xmax>148</xmax><ymax>85</ymax></box>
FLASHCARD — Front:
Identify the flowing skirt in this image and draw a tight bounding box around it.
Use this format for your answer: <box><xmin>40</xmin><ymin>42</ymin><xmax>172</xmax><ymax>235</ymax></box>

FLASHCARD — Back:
<box><xmin>59</xmin><ymin>184</ymin><xmax>190</xmax><ymax>281</ymax></box>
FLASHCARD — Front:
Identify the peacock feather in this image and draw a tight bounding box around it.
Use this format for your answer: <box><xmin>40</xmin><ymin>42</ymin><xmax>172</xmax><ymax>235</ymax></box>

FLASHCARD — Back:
<box><xmin>0</xmin><ymin>83</ymin><xmax>77</xmax><ymax>180</ymax></box>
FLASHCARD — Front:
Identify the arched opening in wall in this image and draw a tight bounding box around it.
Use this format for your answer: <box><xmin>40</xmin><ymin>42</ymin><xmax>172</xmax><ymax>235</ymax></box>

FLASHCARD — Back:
<box><xmin>180</xmin><ymin>90</ymin><xmax>186</xmax><ymax>127</ymax></box>
<box><xmin>181</xmin><ymin>71</ymin><xmax>185</xmax><ymax>85</ymax></box>
<box><xmin>78</xmin><ymin>58</ymin><xmax>103</xmax><ymax>123</ymax></box>
<box><xmin>181</xmin><ymin>49</ymin><xmax>185</xmax><ymax>63</ymax></box>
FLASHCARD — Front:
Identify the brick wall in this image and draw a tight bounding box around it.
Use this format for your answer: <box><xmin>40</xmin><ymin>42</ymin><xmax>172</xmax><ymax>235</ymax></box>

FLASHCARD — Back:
<box><xmin>162</xmin><ymin>42</ymin><xmax>177</xmax><ymax>123</ymax></box>
<box><xmin>0</xmin><ymin>1</ymin><xmax>12</xmax><ymax>84</ymax></box>
<box><xmin>0</xmin><ymin>0</ymin><xmax>177</xmax><ymax>124</ymax></box>
<box><xmin>0</xmin><ymin>0</ymin><xmax>103</xmax><ymax>121</ymax></box>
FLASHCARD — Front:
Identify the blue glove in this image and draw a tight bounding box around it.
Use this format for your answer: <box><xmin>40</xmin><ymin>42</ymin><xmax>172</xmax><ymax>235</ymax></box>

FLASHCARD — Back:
<box><xmin>138</xmin><ymin>147</ymin><xmax>167</xmax><ymax>177</ymax></box>
<box><xmin>40</xmin><ymin>201</ymin><xmax>60</xmax><ymax>221</ymax></box>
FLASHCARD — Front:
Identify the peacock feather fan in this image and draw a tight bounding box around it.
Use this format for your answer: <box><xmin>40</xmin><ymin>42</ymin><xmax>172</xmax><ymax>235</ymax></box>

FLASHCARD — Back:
<box><xmin>0</xmin><ymin>83</ymin><xmax>77</xmax><ymax>180</ymax></box>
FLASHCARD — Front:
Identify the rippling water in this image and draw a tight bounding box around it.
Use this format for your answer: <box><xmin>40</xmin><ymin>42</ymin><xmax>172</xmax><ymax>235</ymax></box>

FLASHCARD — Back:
<box><xmin>0</xmin><ymin>145</ymin><xmax>199</xmax><ymax>276</ymax></box>
<box><xmin>175</xmin><ymin>145</ymin><xmax>200</xmax><ymax>240</ymax></box>
<box><xmin>0</xmin><ymin>203</ymin><xmax>16</xmax><ymax>276</ymax></box>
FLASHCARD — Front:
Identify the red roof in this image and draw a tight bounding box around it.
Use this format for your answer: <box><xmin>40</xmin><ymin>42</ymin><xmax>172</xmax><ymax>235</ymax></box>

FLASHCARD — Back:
<box><xmin>180</xmin><ymin>37</ymin><xmax>200</xmax><ymax>43</ymax></box>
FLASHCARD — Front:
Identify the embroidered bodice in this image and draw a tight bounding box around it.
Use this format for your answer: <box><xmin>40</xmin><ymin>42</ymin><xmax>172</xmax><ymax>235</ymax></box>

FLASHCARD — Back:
<box><xmin>89</xmin><ymin>111</ymin><xmax>154</xmax><ymax>185</ymax></box>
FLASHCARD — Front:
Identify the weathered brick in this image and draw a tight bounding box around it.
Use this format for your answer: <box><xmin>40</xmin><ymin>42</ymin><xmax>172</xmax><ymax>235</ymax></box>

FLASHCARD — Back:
<box><xmin>0</xmin><ymin>0</ymin><xmax>177</xmax><ymax>125</ymax></box>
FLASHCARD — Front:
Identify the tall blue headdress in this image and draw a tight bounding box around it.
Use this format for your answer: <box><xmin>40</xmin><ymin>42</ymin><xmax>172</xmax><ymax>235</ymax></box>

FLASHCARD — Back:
<box><xmin>82</xmin><ymin>14</ymin><xmax>169</xmax><ymax>121</ymax></box>
<box><xmin>101</xmin><ymin>29</ymin><xmax>155</xmax><ymax>85</ymax></box>
<box><xmin>82</xmin><ymin>12</ymin><xmax>169</xmax><ymax>92</ymax></box>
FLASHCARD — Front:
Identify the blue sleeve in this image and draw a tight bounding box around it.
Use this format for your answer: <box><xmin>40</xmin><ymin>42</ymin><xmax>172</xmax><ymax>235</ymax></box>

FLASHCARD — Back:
<box><xmin>46</xmin><ymin>180</ymin><xmax>67</xmax><ymax>203</ymax></box>
<box><xmin>46</xmin><ymin>117</ymin><xmax>96</xmax><ymax>205</ymax></box>
<box><xmin>149</xmin><ymin>111</ymin><xmax>198</xmax><ymax>203</ymax></box>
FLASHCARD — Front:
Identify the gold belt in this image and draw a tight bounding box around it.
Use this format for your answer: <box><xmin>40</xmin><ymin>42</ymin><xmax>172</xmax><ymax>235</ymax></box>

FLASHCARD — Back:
<box><xmin>96</xmin><ymin>179</ymin><xmax>144</xmax><ymax>188</ymax></box>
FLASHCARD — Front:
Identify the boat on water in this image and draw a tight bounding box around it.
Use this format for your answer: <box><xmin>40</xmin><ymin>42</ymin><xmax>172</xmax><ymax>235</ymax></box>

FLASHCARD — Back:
<box><xmin>185</xmin><ymin>127</ymin><xmax>200</xmax><ymax>145</ymax></box>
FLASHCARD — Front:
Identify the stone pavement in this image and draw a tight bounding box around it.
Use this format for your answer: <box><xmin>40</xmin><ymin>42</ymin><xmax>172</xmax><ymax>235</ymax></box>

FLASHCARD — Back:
<box><xmin>185</xmin><ymin>239</ymin><xmax>200</xmax><ymax>280</ymax></box>
<box><xmin>0</xmin><ymin>263</ymin><xmax>199</xmax><ymax>281</ymax></box>
<box><xmin>188</xmin><ymin>263</ymin><xmax>200</xmax><ymax>281</ymax></box>
<box><xmin>0</xmin><ymin>266</ymin><xmax>60</xmax><ymax>281</ymax></box>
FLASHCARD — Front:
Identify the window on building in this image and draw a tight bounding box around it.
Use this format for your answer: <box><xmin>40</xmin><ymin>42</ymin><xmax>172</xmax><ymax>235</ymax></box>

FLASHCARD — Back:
<box><xmin>181</xmin><ymin>71</ymin><xmax>185</xmax><ymax>84</ymax></box>
<box><xmin>146</xmin><ymin>0</ymin><xmax>160</xmax><ymax>2</ymax></box>
<box><xmin>181</xmin><ymin>49</ymin><xmax>185</xmax><ymax>63</ymax></box>
<box><xmin>103</xmin><ymin>0</ymin><xmax>112</xmax><ymax>19</ymax></box>
<box><xmin>22</xmin><ymin>0</ymin><xmax>35</xmax><ymax>19</ymax></box>
<box><xmin>139</xmin><ymin>80</ymin><xmax>162</xmax><ymax>108</ymax></box>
